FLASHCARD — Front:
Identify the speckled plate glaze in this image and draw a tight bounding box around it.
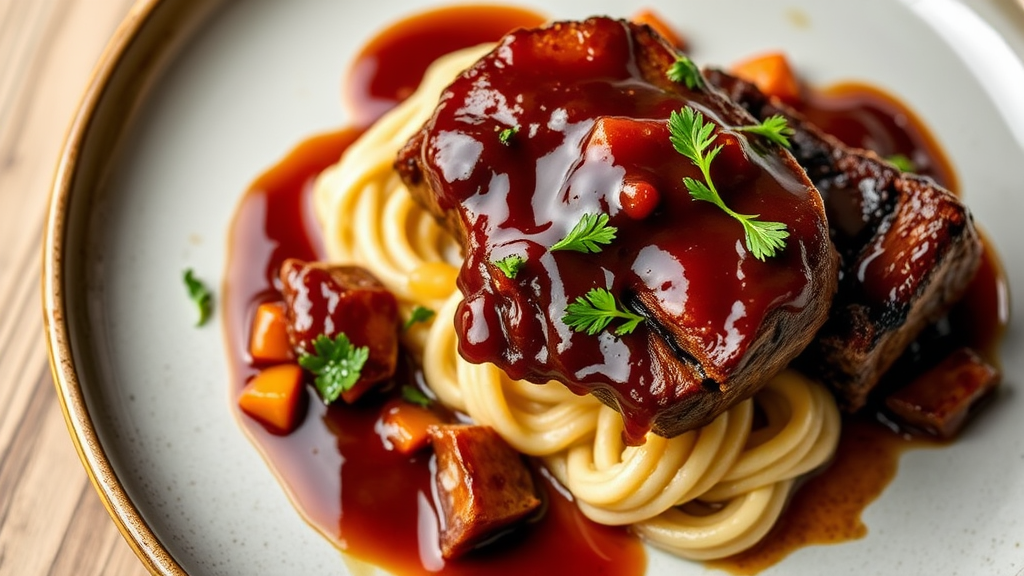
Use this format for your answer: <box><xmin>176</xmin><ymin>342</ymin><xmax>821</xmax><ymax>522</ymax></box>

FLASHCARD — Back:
<box><xmin>44</xmin><ymin>0</ymin><xmax>1024</xmax><ymax>574</ymax></box>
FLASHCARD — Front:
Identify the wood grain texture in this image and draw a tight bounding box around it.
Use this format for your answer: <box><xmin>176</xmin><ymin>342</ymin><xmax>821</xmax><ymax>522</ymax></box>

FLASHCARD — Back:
<box><xmin>0</xmin><ymin>0</ymin><xmax>147</xmax><ymax>574</ymax></box>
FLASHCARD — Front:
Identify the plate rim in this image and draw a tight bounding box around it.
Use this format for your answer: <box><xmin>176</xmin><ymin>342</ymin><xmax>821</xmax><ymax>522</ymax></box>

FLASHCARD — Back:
<box><xmin>39</xmin><ymin>1</ymin><xmax>1024</xmax><ymax>574</ymax></box>
<box><xmin>42</xmin><ymin>0</ymin><xmax>209</xmax><ymax>573</ymax></box>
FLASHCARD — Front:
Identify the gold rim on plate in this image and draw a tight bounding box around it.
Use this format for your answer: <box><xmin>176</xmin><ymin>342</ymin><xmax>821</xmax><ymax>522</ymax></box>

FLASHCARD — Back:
<box><xmin>42</xmin><ymin>0</ymin><xmax>225</xmax><ymax>573</ymax></box>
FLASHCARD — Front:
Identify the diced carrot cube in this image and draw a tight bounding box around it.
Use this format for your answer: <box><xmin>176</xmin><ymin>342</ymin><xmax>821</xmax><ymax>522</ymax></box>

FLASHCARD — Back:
<box><xmin>378</xmin><ymin>400</ymin><xmax>444</xmax><ymax>454</ymax></box>
<box><xmin>239</xmin><ymin>363</ymin><xmax>305</xmax><ymax>434</ymax></box>
<box><xmin>408</xmin><ymin>262</ymin><xmax>459</xmax><ymax>301</ymax></box>
<box><xmin>249</xmin><ymin>301</ymin><xmax>294</xmax><ymax>363</ymax></box>
<box><xmin>730</xmin><ymin>52</ymin><xmax>802</xmax><ymax>104</ymax></box>
<box><xmin>631</xmin><ymin>9</ymin><xmax>687</xmax><ymax>50</ymax></box>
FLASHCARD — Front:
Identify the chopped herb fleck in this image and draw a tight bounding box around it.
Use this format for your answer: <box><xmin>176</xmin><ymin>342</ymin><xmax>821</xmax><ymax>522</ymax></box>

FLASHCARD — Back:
<box><xmin>550</xmin><ymin>213</ymin><xmax>618</xmax><ymax>254</ymax></box>
<box><xmin>737</xmin><ymin>114</ymin><xmax>795</xmax><ymax>149</ymax></box>
<box><xmin>563</xmin><ymin>287</ymin><xmax>645</xmax><ymax>337</ymax></box>
<box><xmin>403</xmin><ymin>305</ymin><xmax>436</xmax><ymax>331</ymax></box>
<box><xmin>666</xmin><ymin>55</ymin><xmax>704</xmax><ymax>90</ymax></box>
<box><xmin>298</xmin><ymin>333</ymin><xmax>370</xmax><ymax>404</ymax></box>
<box><xmin>183</xmin><ymin>269</ymin><xmax>213</xmax><ymax>326</ymax></box>
<box><xmin>494</xmin><ymin>254</ymin><xmax>526</xmax><ymax>279</ymax></box>
<box><xmin>498</xmin><ymin>125</ymin><xmax>520</xmax><ymax>146</ymax></box>
<box><xmin>669</xmin><ymin>106</ymin><xmax>789</xmax><ymax>261</ymax></box>
<box><xmin>401</xmin><ymin>385</ymin><xmax>432</xmax><ymax>408</ymax></box>
<box><xmin>886</xmin><ymin>153</ymin><xmax>917</xmax><ymax>172</ymax></box>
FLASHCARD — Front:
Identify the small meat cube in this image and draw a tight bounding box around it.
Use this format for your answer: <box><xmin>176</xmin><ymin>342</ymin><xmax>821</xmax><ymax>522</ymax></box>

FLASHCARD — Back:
<box><xmin>428</xmin><ymin>425</ymin><xmax>541</xmax><ymax>559</ymax></box>
<box><xmin>885</xmin><ymin>348</ymin><xmax>1000</xmax><ymax>438</ymax></box>
<box><xmin>280</xmin><ymin>259</ymin><xmax>399</xmax><ymax>402</ymax></box>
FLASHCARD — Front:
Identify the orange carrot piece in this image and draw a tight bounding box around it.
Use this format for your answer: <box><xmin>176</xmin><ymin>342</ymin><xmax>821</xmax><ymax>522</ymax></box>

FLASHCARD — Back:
<box><xmin>239</xmin><ymin>363</ymin><xmax>305</xmax><ymax>434</ymax></box>
<box><xmin>379</xmin><ymin>400</ymin><xmax>444</xmax><ymax>455</ymax></box>
<box><xmin>730</xmin><ymin>52</ymin><xmax>802</xmax><ymax>104</ymax></box>
<box><xmin>249</xmin><ymin>301</ymin><xmax>294</xmax><ymax>363</ymax></box>
<box><xmin>631</xmin><ymin>8</ymin><xmax>687</xmax><ymax>51</ymax></box>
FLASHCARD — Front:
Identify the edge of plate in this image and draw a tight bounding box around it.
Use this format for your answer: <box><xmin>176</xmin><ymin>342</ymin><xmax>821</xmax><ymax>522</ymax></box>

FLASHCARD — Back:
<box><xmin>41</xmin><ymin>0</ymin><xmax>223</xmax><ymax>573</ymax></box>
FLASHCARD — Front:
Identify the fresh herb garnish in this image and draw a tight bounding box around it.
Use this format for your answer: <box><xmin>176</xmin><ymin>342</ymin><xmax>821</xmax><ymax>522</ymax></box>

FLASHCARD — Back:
<box><xmin>563</xmin><ymin>288</ymin><xmax>645</xmax><ymax>336</ymax></box>
<box><xmin>182</xmin><ymin>269</ymin><xmax>212</xmax><ymax>326</ymax></box>
<box><xmin>298</xmin><ymin>333</ymin><xmax>370</xmax><ymax>404</ymax></box>
<box><xmin>886</xmin><ymin>153</ymin><xmax>917</xmax><ymax>172</ymax></box>
<box><xmin>401</xmin><ymin>385</ymin><xmax>432</xmax><ymax>408</ymax></box>
<box><xmin>669</xmin><ymin>106</ymin><xmax>789</xmax><ymax>261</ymax></box>
<box><xmin>403</xmin><ymin>305</ymin><xmax>436</xmax><ymax>331</ymax></box>
<box><xmin>737</xmin><ymin>114</ymin><xmax>794</xmax><ymax>148</ymax></box>
<box><xmin>550</xmin><ymin>213</ymin><xmax>618</xmax><ymax>254</ymax></box>
<box><xmin>666</xmin><ymin>55</ymin><xmax>704</xmax><ymax>90</ymax></box>
<box><xmin>498</xmin><ymin>125</ymin><xmax>520</xmax><ymax>146</ymax></box>
<box><xmin>494</xmin><ymin>254</ymin><xmax>525</xmax><ymax>279</ymax></box>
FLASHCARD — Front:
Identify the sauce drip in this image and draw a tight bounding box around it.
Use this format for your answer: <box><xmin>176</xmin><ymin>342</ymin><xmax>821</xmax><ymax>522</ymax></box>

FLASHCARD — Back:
<box><xmin>798</xmin><ymin>83</ymin><xmax>957</xmax><ymax>192</ymax></box>
<box><xmin>221</xmin><ymin>6</ymin><xmax>1008</xmax><ymax>576</ymax></box>
<box><xmin>345</xmin><ymin>5</ymin><xmax>546</xmax><ymax>127</ymax></box>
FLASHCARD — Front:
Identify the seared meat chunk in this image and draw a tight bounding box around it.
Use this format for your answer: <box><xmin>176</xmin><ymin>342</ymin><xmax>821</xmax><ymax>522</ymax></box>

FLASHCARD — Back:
<box><xmin>885</xmin><ymin>347</ymin><xmax>999</xmax><ymax>438</ymax></box>
<box><xmin>279</xmin><ymin>259</ymin><xmax>399</xmax><ymax>402</ymax></box>
<box><xmin>397</xmin><ymin>18</ymin><xmax>838</xmax><ymax>443</ymax></box>
<box><xmin>429</xmin><ymin>425</ymin><xmax>541</xmax><ymax>559</ymax></box>
<box><xmin>706</xmin><ymin>70</ymin><xmax>984</xmax><ymax>410</ymax></box>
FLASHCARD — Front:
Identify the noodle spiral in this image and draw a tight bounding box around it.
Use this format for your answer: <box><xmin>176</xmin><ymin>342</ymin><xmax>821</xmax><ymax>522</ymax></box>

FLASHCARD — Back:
<box><xmin>313</xmin><ymin>45</ymin><xmax>841</xmax><ymax>560</ymax></box>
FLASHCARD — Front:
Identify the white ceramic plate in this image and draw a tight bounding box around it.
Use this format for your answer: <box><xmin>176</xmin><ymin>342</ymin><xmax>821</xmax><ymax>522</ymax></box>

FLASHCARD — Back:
<box><xmin>45</xmin><ymin>0</ymin><xmax>1024</xmax><ymax>574</ymax></box>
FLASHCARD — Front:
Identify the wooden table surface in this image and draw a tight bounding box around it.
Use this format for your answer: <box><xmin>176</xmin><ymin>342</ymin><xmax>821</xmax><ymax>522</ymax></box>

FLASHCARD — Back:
<box><xmin>0</xmin><ymin>0</ymin><xmax>149</xmax><ymax>574</ymax></box>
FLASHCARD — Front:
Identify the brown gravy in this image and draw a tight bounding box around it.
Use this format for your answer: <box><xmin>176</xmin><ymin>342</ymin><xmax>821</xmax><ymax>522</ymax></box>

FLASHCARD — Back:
<box><xmin>222</xmin><ymin>5</ymin><xmax>1008</xmax><ymax>575</ymax></box>
<box><xmin>798</xmin><ymin>83</ymin><xmax>957</xmax><ymax>192</ymax></box>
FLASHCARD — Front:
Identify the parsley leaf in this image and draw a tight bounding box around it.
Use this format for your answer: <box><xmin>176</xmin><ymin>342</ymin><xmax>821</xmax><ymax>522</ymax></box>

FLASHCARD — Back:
<box><xmin>550</xmin><ymin>213</ymin><xmax>618</xmax><ymax>253</ymax></box>
<box><xmin>666</xmin><ymin>55</ymin><xmax>704</xmax><ymax>90</ymax></box>
<box><xmin>494</xmin><ymin>254</ymin><xmax>525</xmax><ymax>279</ymax></box>
<box><xmin>563</xmin><ymin>288</ymin><xmax>645</xmax><ymax>336</ymax></box>
<box><xmin>886</xmin><ymin>153</ymin><xmax>917</xmax><ymax>172</ymax></box>
<box><xmin>182</xmin><ymin>269</ymin><xmax>212</xmax><ymax>326</ymax></box>
<box><xmin>669</xmin><ymin>106</ymin><xmax>789</xmax><ymax>261</ymax></box>
<box><xmin>740</xmin><ymin>218</ymin><xmax>790</xmax><ymax>262</ymax></box>
<box><xmin>298</xmin><ymin>333</ymin><xmax>370</xmax><ymax>404</ymax></box>
<box><xmin>499</xmin><ymin>125</ymin><xmax>520</xmax><ymax>146</ymax></box>
<box><xmin>401</xmin><ymin>385</ymin><xmax>432</xmax><ymax>408</ymax></box>
<box><xmin>737</xmin><ymin>114</ymin><xmax>794</xmax><ymax>148</ymax></box>
<box><xmin>403</xmin><ymin>305</ymin><xmax>435</xmax><ymax>331</ymax></box>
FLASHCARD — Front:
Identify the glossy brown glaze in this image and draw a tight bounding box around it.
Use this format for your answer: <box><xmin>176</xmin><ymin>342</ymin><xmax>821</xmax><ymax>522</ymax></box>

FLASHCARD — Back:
<box><xmin>225</xmin><ymin>128</ymin><xmax>645</xmax><ymax>576</ymax></box>
<box><xmin>401</xmin><ymin>18</ymin><xmax>837</xmax><ymax>443</ymax></box>
<box><xmin>221</xmin><ymin>7</ymin><xmax>1008</xmax><ymax>576</ymax></box>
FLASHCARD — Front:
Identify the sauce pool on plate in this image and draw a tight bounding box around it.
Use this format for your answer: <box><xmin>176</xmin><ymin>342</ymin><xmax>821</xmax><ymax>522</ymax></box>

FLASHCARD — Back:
<box><xmin>222</xmin><ymin>5</ymin><xmax>1008</xmax><ymax>575</ymax></box>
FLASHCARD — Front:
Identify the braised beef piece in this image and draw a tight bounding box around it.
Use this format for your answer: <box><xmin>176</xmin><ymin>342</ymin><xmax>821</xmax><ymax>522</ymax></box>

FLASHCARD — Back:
<box><xmin>279</xmin><ymin>259</ymin><xmax>399</xmax><ymax>402</ymax></box>
<box><xmin>397</xmin><ymin>18</ymin><xmax>838</xmax><ymax>443</ymax></box>
<box><xmin>706</xmin><ymin>70</ymin><xmax>984</xmax><ymax>411</ymax></box>
<box><xmin>884</xmin><ymin>347</ymin><xmax>999</xmax><ymax>438</ymax></box>
<box><xmin>429</xmin><ymin>425</ymin><xmax>542</xmax><ymax>559</ymax></box>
